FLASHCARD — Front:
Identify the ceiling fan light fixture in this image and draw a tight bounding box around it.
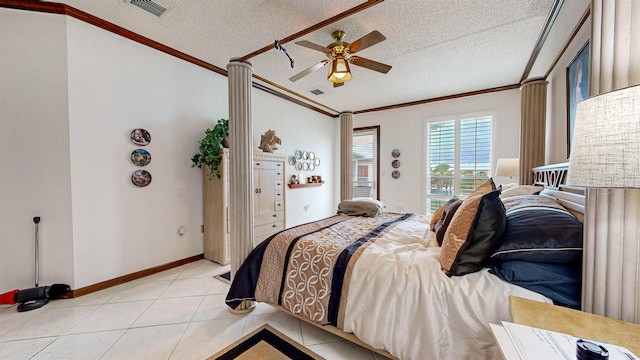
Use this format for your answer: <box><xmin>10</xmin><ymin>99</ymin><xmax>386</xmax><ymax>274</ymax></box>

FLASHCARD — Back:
<box><xmin>328</xmin><ymin>56</ymin><xmax>352</xmax><ymax>83</ymax></box>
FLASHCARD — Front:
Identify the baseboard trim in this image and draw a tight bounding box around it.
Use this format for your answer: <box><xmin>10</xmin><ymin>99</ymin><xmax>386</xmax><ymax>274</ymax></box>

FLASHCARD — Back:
<box><xmin>68</xmin><ymin>254</ymin><xmax>204</xmax><ymax>298</ymax></box>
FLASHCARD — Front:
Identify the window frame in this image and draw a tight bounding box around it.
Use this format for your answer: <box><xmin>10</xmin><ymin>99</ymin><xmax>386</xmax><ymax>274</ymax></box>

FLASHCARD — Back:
<box><xmin>353</xmin><ymin>126</ymin><xmax>380</xmax><ymax>200</ymax></box>
<box><xmin>423</xmin><ymin>111</ymin><xmax>496</xmax><ymax>214</ymax></box>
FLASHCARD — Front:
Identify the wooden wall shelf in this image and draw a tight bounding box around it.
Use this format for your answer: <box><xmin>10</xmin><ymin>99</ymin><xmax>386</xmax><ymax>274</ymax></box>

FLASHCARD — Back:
<box><xmin>288</xmin><ymin>183</ymin><xmax>324</xmax><ymax>189</ymax></box>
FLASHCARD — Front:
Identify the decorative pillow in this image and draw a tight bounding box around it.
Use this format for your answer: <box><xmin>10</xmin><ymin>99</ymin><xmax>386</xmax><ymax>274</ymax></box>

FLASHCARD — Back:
<box><xmin>490</xmin><ymin>261</ymin><xmax>582</xmax><ymax>309</ymax></box>
<box><xmin>430</xmin><ymin>197</ymin><xmax>460</xmax><ymax>231</ymax></box>
<box><xmin>499</xmin><ymin>185</ymin><xmax>544</xmax><ymax>199</ymax></box>
<box><xmin>501</xmin><ymin>193</ymin><xmax>566</xmax><ymax>213</ymax></box>
<box><xmin>337</xmin><ymin>199</ymin><xmax>387</xmax><ymax>217</ymax></box>
<box><xmin>434</xmin><ymin>197</ymin><xmax>462</xmax><ymax>246</ymax></box>
<box><xmin>490</xmin><ymin>197</ymin><xmax>583</xmax><ymax>264</ymax></box>
<box><xmin>440</xmin><ymin>178</ymin><xmax>506</xmax><ymax>276</ymax></box>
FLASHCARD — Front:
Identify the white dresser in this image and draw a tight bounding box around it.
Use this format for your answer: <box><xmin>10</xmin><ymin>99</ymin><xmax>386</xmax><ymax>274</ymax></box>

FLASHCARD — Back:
<box><xmin>253</xmin><ymin>152</ymin><xmax>286</xmax><ymax>247</ymax></box>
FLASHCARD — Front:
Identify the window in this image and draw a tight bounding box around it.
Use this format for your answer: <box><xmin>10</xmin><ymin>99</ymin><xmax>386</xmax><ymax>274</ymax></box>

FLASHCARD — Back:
<box><xmin>353</xmin><ymin>126</ymin><xmax>380</xmax><ymax>199</ymax></box>
<box><xmin>425</xmin><ymin>113</ymin><xmax>493</xmax><ymax>214</ymax></box>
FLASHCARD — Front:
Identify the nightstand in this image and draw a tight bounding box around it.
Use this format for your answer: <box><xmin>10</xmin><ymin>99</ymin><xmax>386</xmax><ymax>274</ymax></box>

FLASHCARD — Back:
<box><xmin>494</xmin><ymin>296</ymin><xmax>640</xmax><ymax>359</ymax></box>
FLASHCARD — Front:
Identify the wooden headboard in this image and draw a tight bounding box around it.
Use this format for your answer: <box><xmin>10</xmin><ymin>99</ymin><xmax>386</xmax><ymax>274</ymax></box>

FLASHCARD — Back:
<box><xmin>532</xmin><ymin>162</ymin><xmax>585</xmax><ymax>221</ymax></box>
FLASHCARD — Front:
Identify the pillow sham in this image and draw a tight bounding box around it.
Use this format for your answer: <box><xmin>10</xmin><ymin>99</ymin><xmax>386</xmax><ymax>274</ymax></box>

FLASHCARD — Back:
<box><xmin>434</xmin><ymin>197</ymin><xmax>462</xmax><ymax>246</ymax></box>
<box><xmin>490</xmin><ymin>200</ymin><xmax>583</xmax><ymax>263</ymax></box>
<box><xmin>499</xmin><ymin>185</ymin><xmax>544</xmax><ymax>199</ymax></box>
<box><xmin>490</xmin><ymin>260</ymin><xmax>581</xmax><ymax>309</ymax></box>
<box><xmin>337</xmin><ymin>199</ymin><xmax>387</xmax><ymax>217</ymax></box>
<box><xmin>430</xmin><ymin>197</ymin><xmax>460</xmax><ymax>231</ymax></box>
<box><xmin>440</xmin><ymin>179</ymin><xmax>506</xmax><ymax>276</ymax></box>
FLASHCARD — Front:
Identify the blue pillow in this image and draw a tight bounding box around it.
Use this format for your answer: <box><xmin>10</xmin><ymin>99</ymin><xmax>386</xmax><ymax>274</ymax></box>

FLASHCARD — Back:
<box><xmin>490</xmin><ymin>203</ymin><xmax>583</xmax><ymax>264</ymax></box>
<box><xmin>490</xmin><ymin>260</ymin><xmax>581</xmax><ymax>308</ymax></box>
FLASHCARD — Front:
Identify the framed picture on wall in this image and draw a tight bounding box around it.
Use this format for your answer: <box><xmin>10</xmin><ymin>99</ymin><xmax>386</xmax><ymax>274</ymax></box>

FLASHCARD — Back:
<box><xmin>566</xmin><ymin>41</ymin><xmax>589</xmax><ymax>158</ymax></box>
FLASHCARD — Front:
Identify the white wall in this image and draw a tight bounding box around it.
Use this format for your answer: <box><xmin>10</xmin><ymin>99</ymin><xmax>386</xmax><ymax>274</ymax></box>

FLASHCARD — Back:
<box><xmin>545</xmin><ymin>8</ymin><xmax>591</xmax><ymax>164</ymax></box>
<box><xmin>1</xmin><ymin>8</ymin><xmax>338</xmax><ymax>291</ymax></box>
<box><xmin>354</xmin><ymin>90</ymin><xmax>521</xmax><ymax>214</ymax></box>
<box><xmin>0</xmin><ymin>9</ymin><xmax>75</xmax><ymax>291</ymax></box>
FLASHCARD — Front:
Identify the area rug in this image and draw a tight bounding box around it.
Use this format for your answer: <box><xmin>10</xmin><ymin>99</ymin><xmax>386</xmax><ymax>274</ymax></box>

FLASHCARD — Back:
<box><xmin>208</xmin><ymin>324</ymin><xmax>324</xmax><ymax>360</ymax></box>
<box><xmin>214</xmin><ymin>271</ymin><xmax>231</xmax><ymax>284</ymax></box>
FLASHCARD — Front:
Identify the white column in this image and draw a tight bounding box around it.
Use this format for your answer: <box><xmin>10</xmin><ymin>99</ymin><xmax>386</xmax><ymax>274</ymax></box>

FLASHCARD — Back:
<box><xmin>582</xmin><ymin>0</ymin><xmax>640</xmax><ymax>323</ymax></box>
<box><xmin>340</xmin><ymin>112</ymin><xmax>354</xmax><ymax>201</ymax></box>
<box><xmin>227</xmin><ymin>59</ymin><xmax>255</xmax><ymax>313</ymax></box>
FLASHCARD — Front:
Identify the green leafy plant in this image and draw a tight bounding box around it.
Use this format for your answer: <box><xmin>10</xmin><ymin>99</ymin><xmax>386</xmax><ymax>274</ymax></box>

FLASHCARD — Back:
<box><xmin>191</xmin><ymin>118</ymin><xmax>229</xmax><ymax>180</ymax></box>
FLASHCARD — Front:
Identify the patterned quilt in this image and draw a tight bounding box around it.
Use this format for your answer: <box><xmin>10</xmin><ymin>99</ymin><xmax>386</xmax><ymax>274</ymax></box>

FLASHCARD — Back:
<box><xmin>226</xmin><ymin>212</ymin><xmax>415</xmax><ymax>328</ymax></box>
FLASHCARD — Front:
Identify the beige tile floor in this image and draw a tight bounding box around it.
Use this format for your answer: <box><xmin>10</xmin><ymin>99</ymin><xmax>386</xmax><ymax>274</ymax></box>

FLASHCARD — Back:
<box><xmin>0</xmin><ymin>260</ymin><xmax>391</xmax><ymax>359</ymax></box>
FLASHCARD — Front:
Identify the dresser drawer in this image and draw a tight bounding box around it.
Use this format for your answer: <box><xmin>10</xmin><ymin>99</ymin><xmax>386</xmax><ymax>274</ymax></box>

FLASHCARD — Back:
<box><xmin>254</xmin><ymin>161</ymin><xmax>283</xmax><ymax>170</ymax></box>
<box><xmin>274</xmin><ymin>190</ymin><xmax>283</xmax><ymax>201</ymax></box>
<box><xmin>255</xmin><ymin>211</ymin><xmax>284</xmax><ymax>226</ymax></box>
<box><xmin>274</xmin><ymin>179</ymin><xmax>284</xmax><ymax>190</ymax></box>
<box><xmin>255</xmin><ymin>221</ymin><xmax>284</xmax><ymax>237</ymax></box>
<box><xmin>274</xmin><ymin>200</ymin><xmax>284</xmax><ymax>212</ymax></box>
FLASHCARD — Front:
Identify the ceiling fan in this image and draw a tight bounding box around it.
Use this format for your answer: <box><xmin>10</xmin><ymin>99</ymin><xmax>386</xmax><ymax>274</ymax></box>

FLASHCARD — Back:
<box><xmin>289</xmin><ymin>30</ymin><xmax>392</xmax><ymax>87</ymax></box>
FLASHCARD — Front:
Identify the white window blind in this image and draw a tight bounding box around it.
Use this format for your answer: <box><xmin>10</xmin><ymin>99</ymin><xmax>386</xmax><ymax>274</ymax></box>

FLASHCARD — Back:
<box><xmin>425</xmin><ymin>114</ymin><xmax>493</xmax><ymax>214</ymax></box>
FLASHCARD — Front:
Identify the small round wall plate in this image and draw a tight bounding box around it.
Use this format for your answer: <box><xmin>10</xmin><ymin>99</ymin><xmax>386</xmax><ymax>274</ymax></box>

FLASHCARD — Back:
<box><xmin>392</xmin><ymin>170</ymin><xmax>400</xmax><ymax>179</ymax></box>
<box><xmin>131</xmin><ymin>170</ymin><xmax>152</xmax><ymax>187</ymax></box>
<box><xmin>131</xmin><ymin>128</ymin><xmax>151</xmax><ymax>146</ymax></box>
<box><xmin>288</xmin><ymin>155</ymin><xmax>296</xmax><ymax>165</ymax></box>
<box><xmin>314</xmin><ymin>158</ymin><xmax>320</xmax><ymax>166</ymax></box>
<box><xmin>302</xmin><ymin>151</ymin><xmax>309</xmax><ymax>160</ymax></box>
<box><xmin>309</xmin><ymin>163</ymin><xmax>316</xmax><ymax>171</ymax></box>
<box><xmin>309</xmin><ymin>152</ymin><xmax>316</xmax><ymax>160</ymax></box>
<box><xmin>303</xmin><ymin>162</ymin><xmax>309</xmax><ymax>171</ymax></box>
<box><xmin>296</xmin><ymin>162</ymin><xmax>303</xmax><ymax>171</ymax></box>
<box><xmin>131</xmin><ymin>149</ymin><xmax>151</xmax><ymax>166</ymax></box>
<box><xmin>392</xmin><ymin>148</ymin><xmax>401</xmax><ymax>158</ymax></box>
<box><xmin>392</xmin><ymin>159</ymin><xmax>401</xmax><ymax>168</ymax></box>
<box><xmin>295</xmin><ymin>150</ymin><xmax>303</xmax><ymax>159</ymax></box>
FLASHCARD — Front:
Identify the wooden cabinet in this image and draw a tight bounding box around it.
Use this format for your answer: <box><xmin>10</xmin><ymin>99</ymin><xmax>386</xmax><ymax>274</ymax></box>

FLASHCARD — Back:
<box><xmin>253</xmin><ymin>153</ymin><xmax>286</xmax><ymax>247</ymax></box>
<box><xmin>203</xmin><ymin>148</ymin><xmax>230</xmax><ymax>265</ymax></box>
<box><xmin>203</xmin><ymin>150</ymin><xmax>286</xmax><ymax>263</ymax></box>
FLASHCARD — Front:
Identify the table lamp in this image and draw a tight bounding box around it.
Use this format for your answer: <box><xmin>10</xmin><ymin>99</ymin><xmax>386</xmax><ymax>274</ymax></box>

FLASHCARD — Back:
<box><xmin>567</xmin><ymin>83</ymin><xmax>640</xmax><ymax>323</ymax></box>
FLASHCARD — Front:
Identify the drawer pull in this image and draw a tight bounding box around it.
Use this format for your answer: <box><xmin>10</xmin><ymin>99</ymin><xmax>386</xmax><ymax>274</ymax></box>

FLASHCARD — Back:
<box><xmin>272</xmin><ymin>224</ymin><xmax>277</xmax><ymax>228</ymax></box>
<box><xmin>277</xmin><ymin>203</ymin><xmax>282</xmax><ymax>207</ymax></box>
<box><xmin>273</xmin><ymin>214</ymin><xmax>278</xmax><ymax>217</ymax></box>
<box><xmin>256</xmin><ymin>162</ymin><xmax>261</xmax><ymax>165</ymax></box>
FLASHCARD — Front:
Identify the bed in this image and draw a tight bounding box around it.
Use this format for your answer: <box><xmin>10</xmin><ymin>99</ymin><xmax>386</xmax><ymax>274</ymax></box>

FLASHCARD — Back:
<box><xmin>225</xmin><ymin>163</ymin><xmax>584</xmax><ymax>360</ymax></box>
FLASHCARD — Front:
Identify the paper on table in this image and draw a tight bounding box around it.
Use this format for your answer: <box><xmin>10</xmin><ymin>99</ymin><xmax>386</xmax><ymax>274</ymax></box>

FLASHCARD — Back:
<box><xmin>501</xmin><ymin>321</ymin><xmax>639</xmax><ymax>360</ymax></box>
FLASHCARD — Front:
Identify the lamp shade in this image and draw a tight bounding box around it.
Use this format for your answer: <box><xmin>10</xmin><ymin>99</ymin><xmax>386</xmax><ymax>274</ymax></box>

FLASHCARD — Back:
<box><xmin>495</xmin><ymin>158</ymin><xmax>520</xmax><ymax>178</ymax></box>
<box><xmin>327</xmin><ymin>55</ymin><xmax>352</xmax><ymax>83</ymax></box>
<box><xmin>567</xmin><ymin>84</ymin><xmax>640</xmax><ymax>188</ymax></box>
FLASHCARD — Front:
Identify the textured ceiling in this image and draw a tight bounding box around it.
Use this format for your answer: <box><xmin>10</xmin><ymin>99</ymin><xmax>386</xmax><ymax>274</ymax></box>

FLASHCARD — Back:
<box><xmin>58</xmin><ymin>0</ymin><xmax>555</xmax><ymax>115</ymax></box>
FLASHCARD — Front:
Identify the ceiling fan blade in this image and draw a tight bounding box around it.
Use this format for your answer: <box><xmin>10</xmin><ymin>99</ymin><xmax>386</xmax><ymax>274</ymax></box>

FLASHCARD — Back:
<box><xmin>347</xmin><ymin>30</ymin><xmax>386</xmax><ymax>53</ymax></box>
<box><xmin>350</xmin><ymin>56</ymin><xmax>392</xmax><ymax>74</ymax></box>
<box><xmin>333</xmin><ymin>82</ymin><xmax>345</xmax><ymax>88</ymax></box>
<box><xmin>289</xmin><ymin>60</ymin><xmax>330</xmax><ymax>82</ymax></box>
<box><xmin>295</xmin><ymin>40</ymin><xmax>331</xmax><ymax>53</ymax></box>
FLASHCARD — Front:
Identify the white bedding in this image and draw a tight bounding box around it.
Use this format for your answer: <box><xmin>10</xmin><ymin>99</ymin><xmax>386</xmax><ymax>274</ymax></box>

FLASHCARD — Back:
<box><xmin>342</xmin><ymin>215</ymin><xmax>551</xmax><ymax>360</ymax></box>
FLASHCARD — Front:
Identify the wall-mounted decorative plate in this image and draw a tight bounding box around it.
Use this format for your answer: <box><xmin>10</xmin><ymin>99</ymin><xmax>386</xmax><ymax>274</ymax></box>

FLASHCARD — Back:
<box><xmin>288</xmin><ymin>155</ymin><xmax>296</xmax><ymax>165</ymax></box>
<box><xmin>131</xmin><ymin>170</ymin><xmax>152</xmax><ymax>187</ymax></box>
<box><xmin>309</xmin><ymin>152</ymin><xmax>316</xmax><ymax>160</ymax></box>
<box><xmin>295</xmin><ymin>150</ymin><xmax>303</xmax><ymax>159</ymax></box>
<box><xmin>392</xmin><ymin>159</ymin><xmax>401</xmax><ymax>168</ymax></box>
<box><xmin>392</xmin><ymin>170</ymin><xmax>400</xmax><ymax>179</ymax></box>
<box><xmin>303</xmin><ymin>162</ymin><xmax>309</xmax><ymax>171</ymax></box>
<box><xmin>131</xmin><ymin>149</ymin><xmax>151</xmax><ymax>166</ymax></box>
<box><xmin>314</xmin><ymin>158</ymin><xmax>320</xmax><ymax>166</ymax></box>
<box><xmin>131</xmin><ymin>128</ymin><xmax>151</xmax><ymax>146</ymax></box>
<box><xmin>309</xmin><ymin>163</ymin><xmax>316</xmax><ymax>171</ymax></box>
<box><xmin>392</xmin><ymin>148</ymin><xmax>401</xmax><ymax>158</ymax></box>
<box><xmin>303</xmin><ymin>151</ymin><xmax>309</xmax><ymax>160</ymax></box>
<box><xmin>296</xmin><ymin>162</ymin><xmax>303</xmax><ymax>171</ymax></box>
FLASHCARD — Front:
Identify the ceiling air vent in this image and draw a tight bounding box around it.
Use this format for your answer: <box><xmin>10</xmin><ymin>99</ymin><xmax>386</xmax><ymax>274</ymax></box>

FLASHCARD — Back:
<box><xmin>126</xmin><ymin>0</ymin><xmax>167</xmax><ymax>17</ymax></box>
<box><xmin>310</xmin><ymin>89</ymin><xmax>324</xmax><ymax>95</ymax></box>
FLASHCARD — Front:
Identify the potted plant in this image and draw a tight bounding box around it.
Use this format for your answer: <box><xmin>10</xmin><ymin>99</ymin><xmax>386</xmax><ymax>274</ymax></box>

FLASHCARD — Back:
<box><xmin>191</xmin><ymin>118</ymin><xmax>229</xmax><ymax>180</ymax></box>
